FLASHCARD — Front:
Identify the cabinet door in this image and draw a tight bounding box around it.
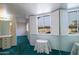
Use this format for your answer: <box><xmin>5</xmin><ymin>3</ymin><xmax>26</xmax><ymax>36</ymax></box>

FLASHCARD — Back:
<box><xmin>0</xmin><ymin>20</ymin><xmax>2</xmax><ymax>35</ymax></box>
<box><xmin>2</xmin><ymin>38</ymin><xmax>11</xmax><ymax>49</ymax></box>
<box><xmin>11</xmin><ymin>36</ymin><xmax>17</xmax><ymax>46</ymax></box>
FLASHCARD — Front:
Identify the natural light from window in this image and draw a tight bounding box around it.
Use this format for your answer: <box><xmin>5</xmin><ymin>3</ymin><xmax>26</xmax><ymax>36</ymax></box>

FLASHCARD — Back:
<box><xmin>38</xmin><ymin>15</ymin><xmax>51</xmax><ymax>34</ymax></box>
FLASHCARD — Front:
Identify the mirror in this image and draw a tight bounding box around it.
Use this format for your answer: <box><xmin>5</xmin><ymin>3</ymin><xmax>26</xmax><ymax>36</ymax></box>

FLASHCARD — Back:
<box><xmin>0</xmin><ymin>18</ymin><xmax>12</xmax><ymax>35</ymax></box>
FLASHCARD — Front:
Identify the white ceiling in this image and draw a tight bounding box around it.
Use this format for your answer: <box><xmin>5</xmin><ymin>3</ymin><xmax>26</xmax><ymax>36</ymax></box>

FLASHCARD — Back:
<box><xmin>1</xmin><ymin>3</ymin><xmax>79</xmax><ymax>19</ymax></box>
<box><xmin>67</xmin><ymin>3</ymin><xmax>79</xmax><ymax>9</ymax></box>
<box><xmin>5</xmin><ymin>3</ymin><xmax>66</xmax><ymax>18</ymax></box>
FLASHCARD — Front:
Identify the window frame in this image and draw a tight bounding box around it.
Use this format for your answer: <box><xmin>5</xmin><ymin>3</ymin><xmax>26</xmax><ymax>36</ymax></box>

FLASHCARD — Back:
<box><xmin>37</xmin><ymin>14</ymin><xmax>52</xmax><ymax>35</ymax></box>
<box><xmin>67</xmin><ymin>10</ymin><xmax>79</xmax><ymax>36</ymax></box>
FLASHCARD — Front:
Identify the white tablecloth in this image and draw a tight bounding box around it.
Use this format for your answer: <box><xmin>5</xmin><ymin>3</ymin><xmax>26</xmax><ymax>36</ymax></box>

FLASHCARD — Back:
<box><xmin>71</xmin><ymin>42</ymin><xmax>79</xmax><ymax>55</ymax></box>
<box><xmin>34</xmin><ymin>39</ymin><xmax>51</xmax><ymax>54</ymax></box>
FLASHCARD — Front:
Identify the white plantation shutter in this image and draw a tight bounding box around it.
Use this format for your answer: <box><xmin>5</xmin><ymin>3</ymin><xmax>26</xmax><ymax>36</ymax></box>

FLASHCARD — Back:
<box><xmin>38</xmin><ymin>15</ymin><xmax>51</xmax><ymax>34</ymax></box>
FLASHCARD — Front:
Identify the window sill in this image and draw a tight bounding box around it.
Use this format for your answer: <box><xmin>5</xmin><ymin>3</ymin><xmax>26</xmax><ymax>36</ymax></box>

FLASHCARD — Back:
<box><xmin>37</xmin><ymin>33</ymin><xmax>52</xmax><ymax>36</ymax></box>
<box><xmin>67</xmin><ymin>33</ymin><xmax>79</xmax><ymax>36</ymax></box>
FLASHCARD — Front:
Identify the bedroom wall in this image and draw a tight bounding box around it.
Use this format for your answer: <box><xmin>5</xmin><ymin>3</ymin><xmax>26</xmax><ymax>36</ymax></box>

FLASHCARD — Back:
<box><xmin>29</xmin><ymin>10</ymin><xmax>60</xmax><ymax>50</ymax></box>
<box><xmin>16</xmin><ymin>17</ymin><xmax>27</xmax><ymax>36</ymax></box>
<box><xmin>29</xmin><ymin>8</ymin><xmax>79</xmax><ymax>52</ymax></box>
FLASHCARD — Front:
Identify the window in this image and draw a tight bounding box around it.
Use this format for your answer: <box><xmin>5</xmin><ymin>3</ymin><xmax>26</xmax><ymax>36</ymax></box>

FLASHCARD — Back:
<box><xmin>38</xmin><ymin>15</ymin><xmax>51</xmax><ymax>34</ymax></box>
<box><xmin>68</xmin><ymin>11</ymin><xmax>79</xmax><ymax>34</ymax></box>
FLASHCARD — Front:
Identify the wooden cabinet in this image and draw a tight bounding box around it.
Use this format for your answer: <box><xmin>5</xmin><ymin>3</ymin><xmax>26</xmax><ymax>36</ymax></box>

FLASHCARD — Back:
<box><xmin>0</xmin><ymin>35</ymin><xmax>12</xmax><ymax>49</ymax></box>
<box><xmin>0</xmin><ymin>6</ymin><xmax>16</xmax><ymax>49</ymax></box>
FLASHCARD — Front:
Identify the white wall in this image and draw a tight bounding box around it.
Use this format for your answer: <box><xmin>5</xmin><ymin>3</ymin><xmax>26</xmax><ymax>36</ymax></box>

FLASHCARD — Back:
<box><xmin>16</xmin><ymin>17</ymin><xmax>27</xmax><ymax>36</ymax></box>
<box><xmin>29</xmin><ymin>9</ymin><xmax>79</xmax><ymax>52</ymax></box>
<box><xmin>29</xmin><ymin>16</ymin><xmax>38</xmax><ymax>34</ymax></box>
<box><xmin>60</xmin><ymin>9</ymin><xmax>79</xmax><ymax>52</ymax></box>
<box><xmin>51</xmin><ymin>10</ymin><xmax>59</xmax><ymax>35</ymax></box>
<box><xmin>60</xmin><ymin>9</ymin><xmax>69</xmax><ymax>35</ymax></box>
<box><xmin>16</xmin><ymin>22</ymin><xmax>26</xmax><ymax>36</ymax></box>
<box><xmin>29</xmin><ymin>10</ymin><xmax>60</xmax><ymax>50</ymax></box>
<box><xmin>29</xmin><ymin>10</ymin><xmax>59</xmax><ymax>35</ymax></box>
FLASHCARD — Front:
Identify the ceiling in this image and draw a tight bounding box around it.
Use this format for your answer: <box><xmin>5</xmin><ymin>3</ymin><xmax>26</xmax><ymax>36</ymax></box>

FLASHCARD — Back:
<box><xmin>5</xmin><ymin>3</ymin><xmax>66</xmax><ymax>18</ymax></box>
<box><xmin>0</xmin><ymin>3</ymin><xmax>79</xmax><ymax>19</ymax></box>
<box><xmin>67</xmin><ymin>3</ymin><xmax>79</xmax><ymax>9</ymax></box>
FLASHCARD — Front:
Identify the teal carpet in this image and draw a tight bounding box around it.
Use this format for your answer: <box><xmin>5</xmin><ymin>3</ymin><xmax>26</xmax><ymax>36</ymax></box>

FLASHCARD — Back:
<box><xmin>0</xmin><ymin>36</ymin><xmax>70</xmax><ymax>55</ymax></box>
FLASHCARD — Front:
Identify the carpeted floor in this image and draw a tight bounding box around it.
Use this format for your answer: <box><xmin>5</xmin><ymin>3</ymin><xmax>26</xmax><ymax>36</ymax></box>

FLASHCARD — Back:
<box><xmin>0</xmin><ymin>36</ymin><xmax>70</xmax><ymax>55</ymax></box>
